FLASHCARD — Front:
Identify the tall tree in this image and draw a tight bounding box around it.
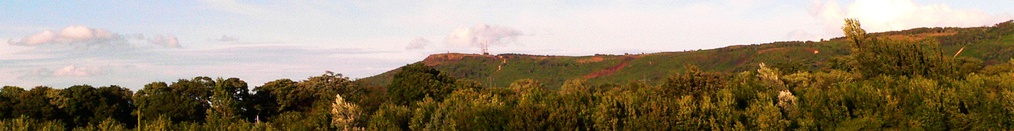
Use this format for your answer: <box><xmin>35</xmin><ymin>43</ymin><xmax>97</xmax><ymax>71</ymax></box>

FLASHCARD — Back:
<box><xmin>299</xmin><ymin>71</ymin><xmax>358</xmax><ymax>108</ymax></box>
<box><xmin>843</xmin><ymin>18</ymin><xmax>867</xmax><ymax>51</ymax></box>
<box><xmin>251</xmin><ymin>72</ymin><xmax>359</xmax><ymax>123</ymax></box>
<box><xmin>839</xmin><ymin>18</ymin><xmax>953</xmax><ymax>77</ymax></box>
<box><xmin>208</xmin><ymin>77</ymin><xmax>250</xmax><ymax>121</ymax></box>
<box><xmin>0</xmin><ymin>86</ymin><xmax>27</xmax><ymax>119</ymax></box>
<box><xmin>660</xmin><ymin>65</ymin><xmax>725</xmax><ymax>96</ymax></box>
<box><xmin>251</xmin><ymin>79</ymin><xmax>297</xmax><ymax>121</ymax></box>
<box><xmin>388</xmin><ymin>63</ymin><xmax>458</xmax><ymax>105</ymax></box>
<box><xmin>12</xmin><ymin>86</ymin><xmax>66</xmax><ymax>122</ymax></box>
<box><xmin>61</xmin><ymin>85</ymin><xmax>135</xmax><ymax>128</ymax></box>
<box><xmin>134</xmin><ymin>77</ymin><xmax>213</xmax><ymax>123</ymax></box>
<box><xmin>95</xmin><ymin>85</ymin><xmax>136</xmax><ymax>128</ymax></box>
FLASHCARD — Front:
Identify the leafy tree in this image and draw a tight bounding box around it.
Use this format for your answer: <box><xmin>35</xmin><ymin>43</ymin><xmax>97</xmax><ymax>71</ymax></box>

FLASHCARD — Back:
<box><xmin>369</xmin><ymin>103</ymin><xmax>412</xmax><ymax>131</ymax></box>
<box><xmin>0</xmin><ymin>86</ymin><xmax>25</xmax><ymax>119</ymax></box>
<box><xmin>560</xmin><ymin>79</ymin><xmax>591</xmax><ymax>95</ymax></box>
<box><xmin>660</xmin><ymin>65</ymin><xmax>726</xmax><ymax>96</ymax></box>
<box><xmin>251</xmin><ymin>72</ymin><xmax>359</xmax><ymax>123</ymax></box>
<box><xmin>744</xmin><ymin>92</ymin><xmax>789</xmax><ymax>130</ymax></box>
<box><xmin>269</xmin><ymin>110</ymin><xmax>333</xmax><ymax>130</ymax></box>
<box><xmin>137</xmin><ymin>116</ymin><xmax>173</xmax><ymax>131</ymax></box>
<box><xmin>331</xmin><ymin>94</ymin><xmax>363</xmax><ymax>130</ymax></box>
<box><xmin>134</xmin><ymin>78</ymin><xmax>213</xmax><ymax>123</ymax></box>
<box><xmin>509</xmin><ymin>79</ymin><xmax>548</xmax><ymax>103</ymax></box>
<box><xmin>208</xmin><ymin>77</ymin><xmax>251</xmax><ymax>121</ymax></box>
<box><xmin>72</xmin><ymin>117</ymin><xmax>128</xmax><ymax>131</ymax></box>
<box><xmin>13</xmin><ymin>86</ymin><xmax>66</xmax><ymax>123</ymax></box>
<box><xmin>406</xmin><ymin>88</ymin><xmax>518</xmax><ymax>130</ymax></box>
<box><xmin>388</xmin><ymin>63</ymin><xmax>458</xmax><ymax>105</ymax></box>
<box><xmin>299</xmin><ymin>71</ymin><xmax>358</xmax><ymax>105</ymax></box>
<box><xmin>251</xmin><ymin>79</ymin><xmax>297</xmax><ymax>121</ymax></box>
<box><xmin>843</xmin><ymin>18</ymin><xmax>867</xmax><ymax>51</ymax></box>
<box><xmin>0</xmin><ymin>115</ymin><xmax>65</xmax><ymax>131</ymax></box>
<box><xmin>507</xmin><ymin>79</ymin><xmax>554</xmax><ymax>130</ymax></box>
<box><xmin>61</xmin><ymin>85</ymin><xmax>135</xmax><ymax>128</ymax></box>
<box><xmin>838</xmin><ymin>18</ymin><xmax>955</xmax><ymax>78</ymax></box>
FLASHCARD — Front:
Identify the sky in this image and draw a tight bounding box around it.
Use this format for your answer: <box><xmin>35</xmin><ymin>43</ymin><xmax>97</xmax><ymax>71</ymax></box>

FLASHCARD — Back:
<box><xmin>2</xmin><ymin>0</ymin><xmax>1013</xmax><ymax>90</ymax></box>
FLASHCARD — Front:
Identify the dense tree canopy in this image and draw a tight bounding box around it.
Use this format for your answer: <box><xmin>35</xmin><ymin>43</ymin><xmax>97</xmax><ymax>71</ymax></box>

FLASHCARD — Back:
<box><xmin>60</xmin><ymin>85</ymin><xmax>135</xmax><ymax>128</ymax></box>
<box><xmin>388</xmin><ymin>63</ymin><xmax>460</xmax><ymax>106</ymax></box>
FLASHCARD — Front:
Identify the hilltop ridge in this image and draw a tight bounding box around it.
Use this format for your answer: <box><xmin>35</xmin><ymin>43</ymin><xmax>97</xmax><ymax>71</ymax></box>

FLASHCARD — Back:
<box><xmin>360</xmin><ymin>20</ymin><xmax>1014</xmax><ymax>88</ymax></box>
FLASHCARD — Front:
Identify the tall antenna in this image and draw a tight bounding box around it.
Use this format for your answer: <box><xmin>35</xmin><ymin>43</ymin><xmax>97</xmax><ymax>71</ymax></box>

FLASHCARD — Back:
<box><xmin>480</xmin><ymin>41</ymin><xmax>489</xmax><ymax>55</ymax></box>
<box><xmin>482</xmin><ymin>46</ymin><xmax>488</xmax><ymax>55</ymax></box>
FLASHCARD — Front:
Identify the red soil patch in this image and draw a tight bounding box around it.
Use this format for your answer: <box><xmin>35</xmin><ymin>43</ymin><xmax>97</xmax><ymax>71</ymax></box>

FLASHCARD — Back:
<box><xmin>583</xmin><ymin>56</ymin><xmax>635</xmax><ymax>79</ymax></box>
<box><xmin>756</xmin><ymin>47</ymin><xmax>818</xmax><ymax>55</ymax></box>
<box><xmin>577</xmin><ymin>56</ymin><xmax>605</xmax><ymax>63</ymax></box>
<box><xmin>756</xmin><ymin>47</ymin><xmax>788</xmax><ymax>54</ymax></box>
<box><xmin>422</xmin><ymin>53</ymin><xmax>488</xmax><ymax>66</ymax></box>
<box><xmin>884</xmin><ymin>32</ymin><xmax>957</xmax><ymax>41</ymax></box>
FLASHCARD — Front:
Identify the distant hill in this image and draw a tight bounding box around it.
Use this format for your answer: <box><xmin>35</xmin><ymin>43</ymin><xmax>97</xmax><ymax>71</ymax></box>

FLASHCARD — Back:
<box><xmin>360</xmin><ymin>20</ymin><xmax>1014</xmax><ymax>89</ymax></box>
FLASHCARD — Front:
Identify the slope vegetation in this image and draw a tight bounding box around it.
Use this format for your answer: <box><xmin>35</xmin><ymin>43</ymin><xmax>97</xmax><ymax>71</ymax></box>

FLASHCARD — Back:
<box><xmin>361</xmin><ymin>20</ymin><xmax>1014</xmax><ymax>89</ymax></box>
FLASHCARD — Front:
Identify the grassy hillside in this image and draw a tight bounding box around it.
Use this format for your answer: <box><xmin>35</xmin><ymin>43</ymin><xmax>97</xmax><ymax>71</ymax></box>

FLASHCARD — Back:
<box><xmin>360</xmin><ymin>20</ymin><xmax>1014</xmax><ymax>89</ymax></box>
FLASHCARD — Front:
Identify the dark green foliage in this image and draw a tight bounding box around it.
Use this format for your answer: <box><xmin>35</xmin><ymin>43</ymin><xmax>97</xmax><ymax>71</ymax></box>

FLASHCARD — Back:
<box><xmin>388</xmin><ymin>63</ymin><xmax>458</xmax><ymax>105</ymax></box>
<box><xmin>13</xmin><ymin>86</ymin><xmax>66</xmax><ymax>123</ymax></box>
<box><xmin>250</xmin><ymin>79</ymin><xmax>296</xmax><ymax>121</ymax></box>
<box><xmin>61</xmin><ymin>85</ymin><xmax>135</xmax><ymax>128</ymax></box>
<box><xmin>840</xmin><ymin>38</ymin><xmax>954</xmax><ymax>78</ymax></box>
<box><xmin>251</xmin><ymin>71</ymin><xmax>359</xmax><ymax>123</ymax></box>
<box><xmin>134</xmin><ymin>78</ymin><xmax>212</xmax><ymax>124</ymax></box>
<box><xmin>209</xmin><ymin>78</ymin><xmax>251</xmax><ymax>121</ymax></box>
<box><xmin>0</xmin><ymin>86</ymin><xmax>24</xmax><ymax>119</ymax></box>
<box><xmin>269</xmin><ymin>111</ymin><xmax>332</xmax><ymax>130</ymax></box>
<box><xmin>660</xmin><ymin>65</ymin><xmax>727</xmax><ymax>96</ymax></box>
<box><xmin>72</xmin><ymin>117</ymin><xmax>128</xmax><ymax>131</ymax></box>
<box><xmin>0</xmin><ymin>116</ymin><xmax>65</xmax><ymax>131</ymax></box>
<box><xmin>369</xmin><ymin>103</ymin><xmax>412</xmax><ymax>130</ymax></box>
<box><xmin>409</xmin><ymin>89</ymin><xmax>511</xmax><ymax>130</ymax></box>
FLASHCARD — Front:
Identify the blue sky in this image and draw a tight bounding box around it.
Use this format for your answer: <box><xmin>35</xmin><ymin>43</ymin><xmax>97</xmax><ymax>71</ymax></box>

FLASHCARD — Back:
<box><xmin>3</xmin><ymin>0</ymin><xmax>1013</xmax><ymax>89</ymax></box>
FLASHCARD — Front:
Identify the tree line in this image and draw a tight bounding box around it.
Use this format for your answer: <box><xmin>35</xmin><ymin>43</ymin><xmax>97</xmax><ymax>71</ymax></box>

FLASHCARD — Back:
<box><xmin>3</xmin><ymin>19</ymin><xmax>1014</xmax><ymax>130</ymax></box>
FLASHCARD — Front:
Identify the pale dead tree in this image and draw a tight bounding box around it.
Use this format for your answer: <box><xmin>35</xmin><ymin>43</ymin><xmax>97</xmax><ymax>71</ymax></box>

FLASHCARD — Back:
<box><xmin>757</xmin><ymin>63</ymin><xmax>783</xmax><ymax>85</ymax></box>
<box><xmin>331</xmin><ymin>94</ymin><xmax>363</xmax><ymax>131</ymax></box>
<box><xmin>777</xmin><ymin>90</ymin><xmax>797</xmax><ymax>110</ymax></box>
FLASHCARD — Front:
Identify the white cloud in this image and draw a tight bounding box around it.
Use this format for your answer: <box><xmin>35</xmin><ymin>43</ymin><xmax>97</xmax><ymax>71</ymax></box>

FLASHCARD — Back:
<box><xmin>12</xmin><ymin>26</ymin><xmax>117</xmax><ymax>46</ymax></box>
<box><xmin>406</xmin><ymin>37</ymin><xmax>429</xmax><ymax>50</ymax></box>
<box><xmin>15</xmin><ymin>64</ymin><xmax>106</xmax><ymax>79</ymax></box>
<box><xmin>810</xmin><ymin>0</ymin><xmax>1009</xmax><ymax>37</ymax></box>
<box><xmin>53</xmin><ymin>65</ymin><xmax>104</xmax><ymax>77</ymax></box>
<box><xmin>17</xmin><ymin>68</ymin><xmax>53</xmax><ymax>79</ymax></box>
<box><xmin>59</xmin><ymin>25</ymin><xmax>113</xmax><ymax>40</ymax></box>
<box><xmin>3</xmin><ymin>41</ymin><xmax>417</xmax><ymax>89</ymax></box>
<box><xmin>444</xmin><ymin>25</ymin><xmax>523</xmax><ymax>54</ymax></box>
<box><xmin>148</xmin><ymin>35</ymin><xmax>181</xmax><ymax>48</ymax></box>
<box><xmin>498</xmin><ymin>1</ymin><xmax>806</xmax><ymax>54</ymax></box>
<box><xmin>787</xmin><ymin>29</ymin><xmax>820</xmax><ymax>41</ymax></box>
<box><xmin>210</xmin><ymin>35</ymin><xmax>237</xmax><ymax>42</ymax></box>
<box><xmin>18</xmin><ymin>30</ymin><xmax>57</xmax><ymax>45</ymax></box>
<box><xmin>9</xmin><ymin>25</ymin><xmax>181</xmax><ymax>49</ymax></box>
